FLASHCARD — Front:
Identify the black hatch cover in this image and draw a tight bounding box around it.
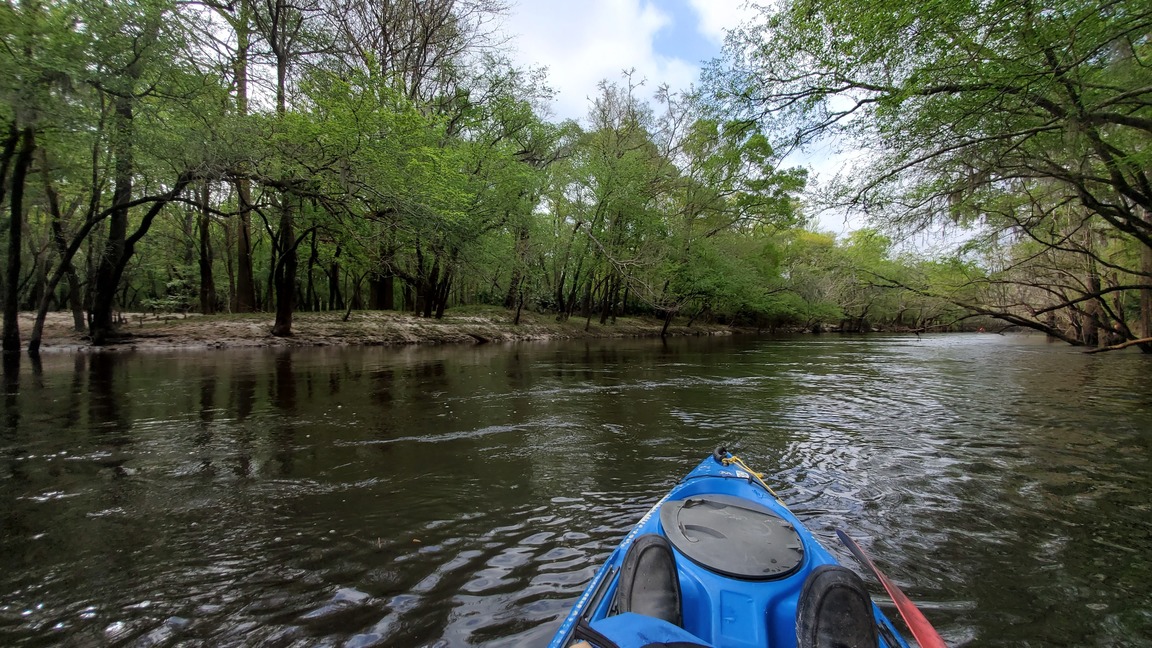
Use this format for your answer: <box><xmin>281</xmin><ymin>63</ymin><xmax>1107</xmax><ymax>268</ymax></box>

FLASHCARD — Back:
<box><xmin>659</xmin><ymin>493</ymin><xmax>805</xmax><ymax>580</ymax></box>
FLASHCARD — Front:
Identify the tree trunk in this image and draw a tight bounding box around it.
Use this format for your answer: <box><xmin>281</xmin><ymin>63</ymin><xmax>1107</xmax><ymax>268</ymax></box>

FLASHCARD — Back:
<box><xmin>580</xmin><ymin>276</ymin><xmax>593</xmax><ymax>319</ymax></box>
<box><xmin>504</xmin><ymin>268</ymin><xmax>522</xmax><ymax>309</ymax></box>
<box><xmin>327</xmin><ymin>245</ymin><xmax>342</xmax><ymax>310</ymax></box>
<box><xmin>1084</xmin><ymin>267</ymin><xmax>1100</xmax><ymax>347</ymax></box>
<box><xmin>600</xmin><ymin>274</ymin><xmax>622</xmax><ymax>325</ymax></box>
<box><xmin>64</xmin><ymin>271</ymin><xmax>83</xmax><ymax>330</ymax></box>
<box><xmin>235</xmin><ymin>182</ymin><xmax>256</xmax><ymax>312</ymax></box>
<box><xmin>3</xmin><ymin>126</ymin><xmax>35</xmax><ymax>354</ymax></box>
<box><xmin>54</xmin><ymin>214</ymin><xmax>86</xmax><ymax>332</ymax></box>
<box><xmin>265</xmin><ymin>237</ymin><xmax>277</xmax><ymax>312</ymax></box>
<box><xmin>0</xmin><ymin>120</ymin><xmax>16</xmax><ymax>346</ymax></box>
<box><xmin>26</xmin><ymin>255</ymin><xmax>47</xmax><ymax>315</ymax></box>
<box><xmin>221</xmin><ymin>219</ymin><xmax>235</xmax><ymax>313</ymax></box>
<box><xmin>90</xmin><ymin>94</ymin><xmax>134</xmax><ymax>345</ymax></box>
<box><xmin>1141</xmin><ymin>209</ymin><xmax>1152</xmax><ymax>352</ymax></box>
<box><xmin>504</xmin><ymin>224</ymin><xmax>530</xmax><ymax>308</ymax></box>
<box><xmin>30</xmin><ymin>172</ymin><xmax>175</xmax><ymax>353</ymax></box>
<box><xmin>343</xmin><ymin>272</ymin><xmax>367</xmax><ymax>322</ymax></box>
<box><xmin>198</xmin><ymin>183</ymin><xmax>216</xmax><ymax>314</ymax></box>
<box><xmin>181</xmin><ymin>200</ymin><xmax>195</xmax><ymax>267</ymax></box>
<box><xmin>91</xmin><ymin>172</ymin><xmax>194</xmax><ymax>346</ymax></box>
<box><xmin>233</xmin><ymin>0</ymin><xmax>256</xmax><ymax>313</ymax></box>
<box><xmin>305</xmin><ymin>228</ymin><xmax>318</xmax><ymax>311</ymax></box>
<box><xmin>381</xmin><ymin>272</ymin><xmax>394</xmax><ymax>310</ymax></box>
<box><xmin>554</xmin><ymin>271</ymin><xmax>566</xmax><ymax>319</ymax></box>
<box><xmin>369</xmin><ymin>274</ymin><xmax>394</xmax><ymax>309</ymax></box>
<box><xmin>421</xmin><ymin>261</ymin><xmax>439</xmax><ymax>318</ymax></box>
<box><xmin>0</xmin><ymin>123</ymin><xmax>17</xmax><ymax>212</ymax></box>
<box><xmin>434</xmin><ymin>270</ymin><xmax>451</xmax><ymax>319</ymax></box>
<box><xmin>270</xmin><ymin>198</ymin><xmax>295</xmax><ymax>336</ymax></box>
<box><xmin>268</xmin><ymin>21</ymin><xmax>294</xmax><ymax>334</ymax></box>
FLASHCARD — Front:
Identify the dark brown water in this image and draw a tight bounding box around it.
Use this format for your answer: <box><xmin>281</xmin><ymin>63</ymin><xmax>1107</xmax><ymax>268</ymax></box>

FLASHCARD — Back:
<box><xmin>1</xmin><ymin>334</ymin><xmax>1149</xmax><ymax>647</ymax></box>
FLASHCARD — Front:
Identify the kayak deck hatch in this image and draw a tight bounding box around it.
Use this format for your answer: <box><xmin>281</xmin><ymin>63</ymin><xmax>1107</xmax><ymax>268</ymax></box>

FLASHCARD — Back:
<box><xmin>660</xmin><ymin>493</ymin><xmax>805</xmax><ymax>580</ymax></box>
<box><xmin>548</xmin><ymin>451</ymin><xmax>915</xmax><ymax>648</ymax></box>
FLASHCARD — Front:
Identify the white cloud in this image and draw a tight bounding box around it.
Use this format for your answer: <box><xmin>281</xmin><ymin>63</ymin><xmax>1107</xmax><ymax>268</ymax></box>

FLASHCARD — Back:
<box><xmin>502</xmin><ymin>0</ymin><xmax>701</xmax><ymax>123</ymax></box>
<box><xmin>685</xmin><ymin>0</ymin><xmax>759</xmax><ymax>45</ymax></box>
<box><xmin>500</xmin><ymin>2</ymin><xmax>867</xmax><ymax>235</ymax></box>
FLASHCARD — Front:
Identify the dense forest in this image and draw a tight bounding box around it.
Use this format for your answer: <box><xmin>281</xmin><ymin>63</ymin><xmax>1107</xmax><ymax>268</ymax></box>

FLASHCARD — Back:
<box><xmin>0</xmin><ymin>0</ymin><xmax>1149</xmax><ymax>353</ymax></box>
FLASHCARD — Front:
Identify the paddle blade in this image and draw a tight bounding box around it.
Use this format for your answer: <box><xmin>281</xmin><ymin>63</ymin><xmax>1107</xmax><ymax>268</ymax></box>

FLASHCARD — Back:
<box><xmin>836</xmin><ymin>530</ymin><xmax>948</xmax><ymax>648</ymax></box>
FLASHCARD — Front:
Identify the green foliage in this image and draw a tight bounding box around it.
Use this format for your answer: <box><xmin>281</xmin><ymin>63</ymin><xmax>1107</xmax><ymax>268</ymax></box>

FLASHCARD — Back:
<box><xmin>2</xmin><ymin>0</ymin><xmax>1042</xmax><ymax>341</ymax></box>
<box><xmin>711</xmin><ymin>0</ymin><xmax>1152</xmax><ymax>344</ymax></box>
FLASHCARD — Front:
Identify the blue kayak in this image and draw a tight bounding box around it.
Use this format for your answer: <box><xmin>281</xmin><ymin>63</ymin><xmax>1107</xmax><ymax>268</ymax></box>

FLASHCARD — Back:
<box><xmin>548</xmin><ymin>448</ymin><xmax>916</xmax><ymax>648</ymax></box>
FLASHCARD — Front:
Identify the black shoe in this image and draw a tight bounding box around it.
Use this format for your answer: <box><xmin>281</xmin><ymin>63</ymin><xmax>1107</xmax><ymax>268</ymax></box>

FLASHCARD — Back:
<box><xmin>613</xmin><ymin>534</ymin><xmax>682</xmax><ymax>627</ymax></box>
<box><xmin>797</xmin><ymin>565</ymin><xmax>879</xmax><ymax>648</ymax></box>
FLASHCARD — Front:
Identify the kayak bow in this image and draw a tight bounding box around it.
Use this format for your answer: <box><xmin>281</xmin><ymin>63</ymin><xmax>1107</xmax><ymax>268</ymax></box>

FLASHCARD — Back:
<box><xmin>548</xmin><ymin>448</ymin><xmax>938</xmax><ymax>648</ymax></box>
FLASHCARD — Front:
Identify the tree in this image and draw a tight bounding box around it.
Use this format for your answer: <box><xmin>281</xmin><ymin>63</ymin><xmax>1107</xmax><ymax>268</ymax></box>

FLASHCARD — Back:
<box><xmin>246</xmin><ymin>0</ymin><xmax>331</xmax><ymax>336</ymax></box>
<box><xmin>551</xmin><ymin>76</ymin><xmax>670</xmax><ymax>326</ymax></box>
<box><xmin>80</xmin><ymin>0</ymin><xmax>225</xmax><ymax>344</ymax></box>
<box><xmin>715</xmin><ymin>0</ymin><xmax>1152</xmax><ymax>349</ymax></box>
<box><xmin>0</xmin><ymin>0</ymin><xmax>72</xmax><ymax>352</ymax></box>
<box><xmin>327</xmin><ymin>0</ymin><xmax>509</xmax><ymax>103</ymax></box>
<box><xmin>202</xmin><ymin>0</ymin><xmax>259</xmax><ymax>312</ymax></box>
<box><xmin>2</xmin><ymin>127</ymin><xmax>33</xmax><ymax>354</ymax></box>
<box><xmin>650</xmin><ymin>90</ymin><xmax>806</xmax><ymax>330</ymax></box>
<box><xmin>324</xmin><ymin>0</ymin><xmax>512</xmax><ymax>315</ymax></box>
<box><xmin>1</xmin><ymin>0</ymin><xmax>230</xmax><ymax>350</ymax></box>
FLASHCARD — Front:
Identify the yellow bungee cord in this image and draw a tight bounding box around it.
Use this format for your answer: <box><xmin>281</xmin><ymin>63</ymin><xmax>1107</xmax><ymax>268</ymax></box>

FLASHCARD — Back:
<box><xmin>721</xmin><ymin>454</ymin><xmax>783</xmax><ymax>502</ymax></box>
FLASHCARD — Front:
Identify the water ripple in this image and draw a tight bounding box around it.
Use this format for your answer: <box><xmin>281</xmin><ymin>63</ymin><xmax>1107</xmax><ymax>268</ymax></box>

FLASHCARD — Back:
<box><xmin>1</xmin><ymin>335</ymin><xmax>1149</xmax><ymax>646</ymax></box>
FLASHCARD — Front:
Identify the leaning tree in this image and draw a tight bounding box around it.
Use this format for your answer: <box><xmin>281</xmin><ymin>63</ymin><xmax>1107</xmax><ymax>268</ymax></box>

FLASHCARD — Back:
<box><xmin>713</xmin><ymin>0</ymin><xmax>1152</xmax><ymax>350</ymax></box>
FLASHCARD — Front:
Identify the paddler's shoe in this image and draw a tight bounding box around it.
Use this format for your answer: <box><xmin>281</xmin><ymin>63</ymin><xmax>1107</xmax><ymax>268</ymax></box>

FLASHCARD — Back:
<box><xmin>797</xmin><ymin>565</ymin><xmax>880</xmax><ymax>648</ymax></box>
<box><xmin>613</xmin><ymin>534</ymin><xmax>683</xmax><ymax>627</ymax></box>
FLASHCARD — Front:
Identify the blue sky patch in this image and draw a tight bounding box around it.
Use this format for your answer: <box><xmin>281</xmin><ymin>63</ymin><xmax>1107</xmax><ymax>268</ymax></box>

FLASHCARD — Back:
<box><xmin>651</xmin><ymin>0</ymin><xmax>720</xmax><ymax>64</ymax></box>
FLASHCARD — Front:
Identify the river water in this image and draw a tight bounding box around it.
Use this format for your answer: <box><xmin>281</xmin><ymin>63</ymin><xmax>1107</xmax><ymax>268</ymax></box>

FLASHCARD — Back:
<box><xmin>1</xmin><ymin>334</ymin><xmax>1149</xmax><ymax>647</ymax></box>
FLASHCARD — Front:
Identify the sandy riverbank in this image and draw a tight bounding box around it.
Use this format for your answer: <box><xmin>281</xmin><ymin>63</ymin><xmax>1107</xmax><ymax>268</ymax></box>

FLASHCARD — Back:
<box><xmin>16</xmin><ymin>307</ymin><xmax>745</xmax><ymax>353</ymax></box>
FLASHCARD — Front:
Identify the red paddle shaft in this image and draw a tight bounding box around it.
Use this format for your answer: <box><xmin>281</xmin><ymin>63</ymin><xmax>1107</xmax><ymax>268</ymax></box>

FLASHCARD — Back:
<box><xmin>836</xmin><ymin>530</ymin><xmax>948</xmax><ymax>648</ymax></box>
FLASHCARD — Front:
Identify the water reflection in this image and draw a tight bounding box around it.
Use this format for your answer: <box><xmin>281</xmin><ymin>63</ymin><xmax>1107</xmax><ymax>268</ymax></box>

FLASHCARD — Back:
<box><xmin>0</xmin><ymin>336</ymin><xmax>1148</xmax><ymax>646</ymax></box>
<box><xmin>2</xmin><ymin>353</ymin><xmax>19</xmax><ymax>441</ymax></box>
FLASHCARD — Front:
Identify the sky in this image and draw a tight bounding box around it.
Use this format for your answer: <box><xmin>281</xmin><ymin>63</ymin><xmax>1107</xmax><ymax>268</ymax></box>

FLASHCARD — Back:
<box><xmin>500</xmin><ymin>0</ymin><xmax>753</xmax><ymax>123</ymax></box>
<box><xmin>500</xmin><ymin>0</ymin><xmax>864</xmax><ymax>234</ymax></box>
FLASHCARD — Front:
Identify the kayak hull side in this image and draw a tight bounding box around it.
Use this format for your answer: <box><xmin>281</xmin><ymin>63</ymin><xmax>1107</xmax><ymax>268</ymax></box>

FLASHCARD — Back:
<box><xmin>547</xmin><ymin>454</ymin><xmax>912</xmax><ymax>648</ymax></box>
